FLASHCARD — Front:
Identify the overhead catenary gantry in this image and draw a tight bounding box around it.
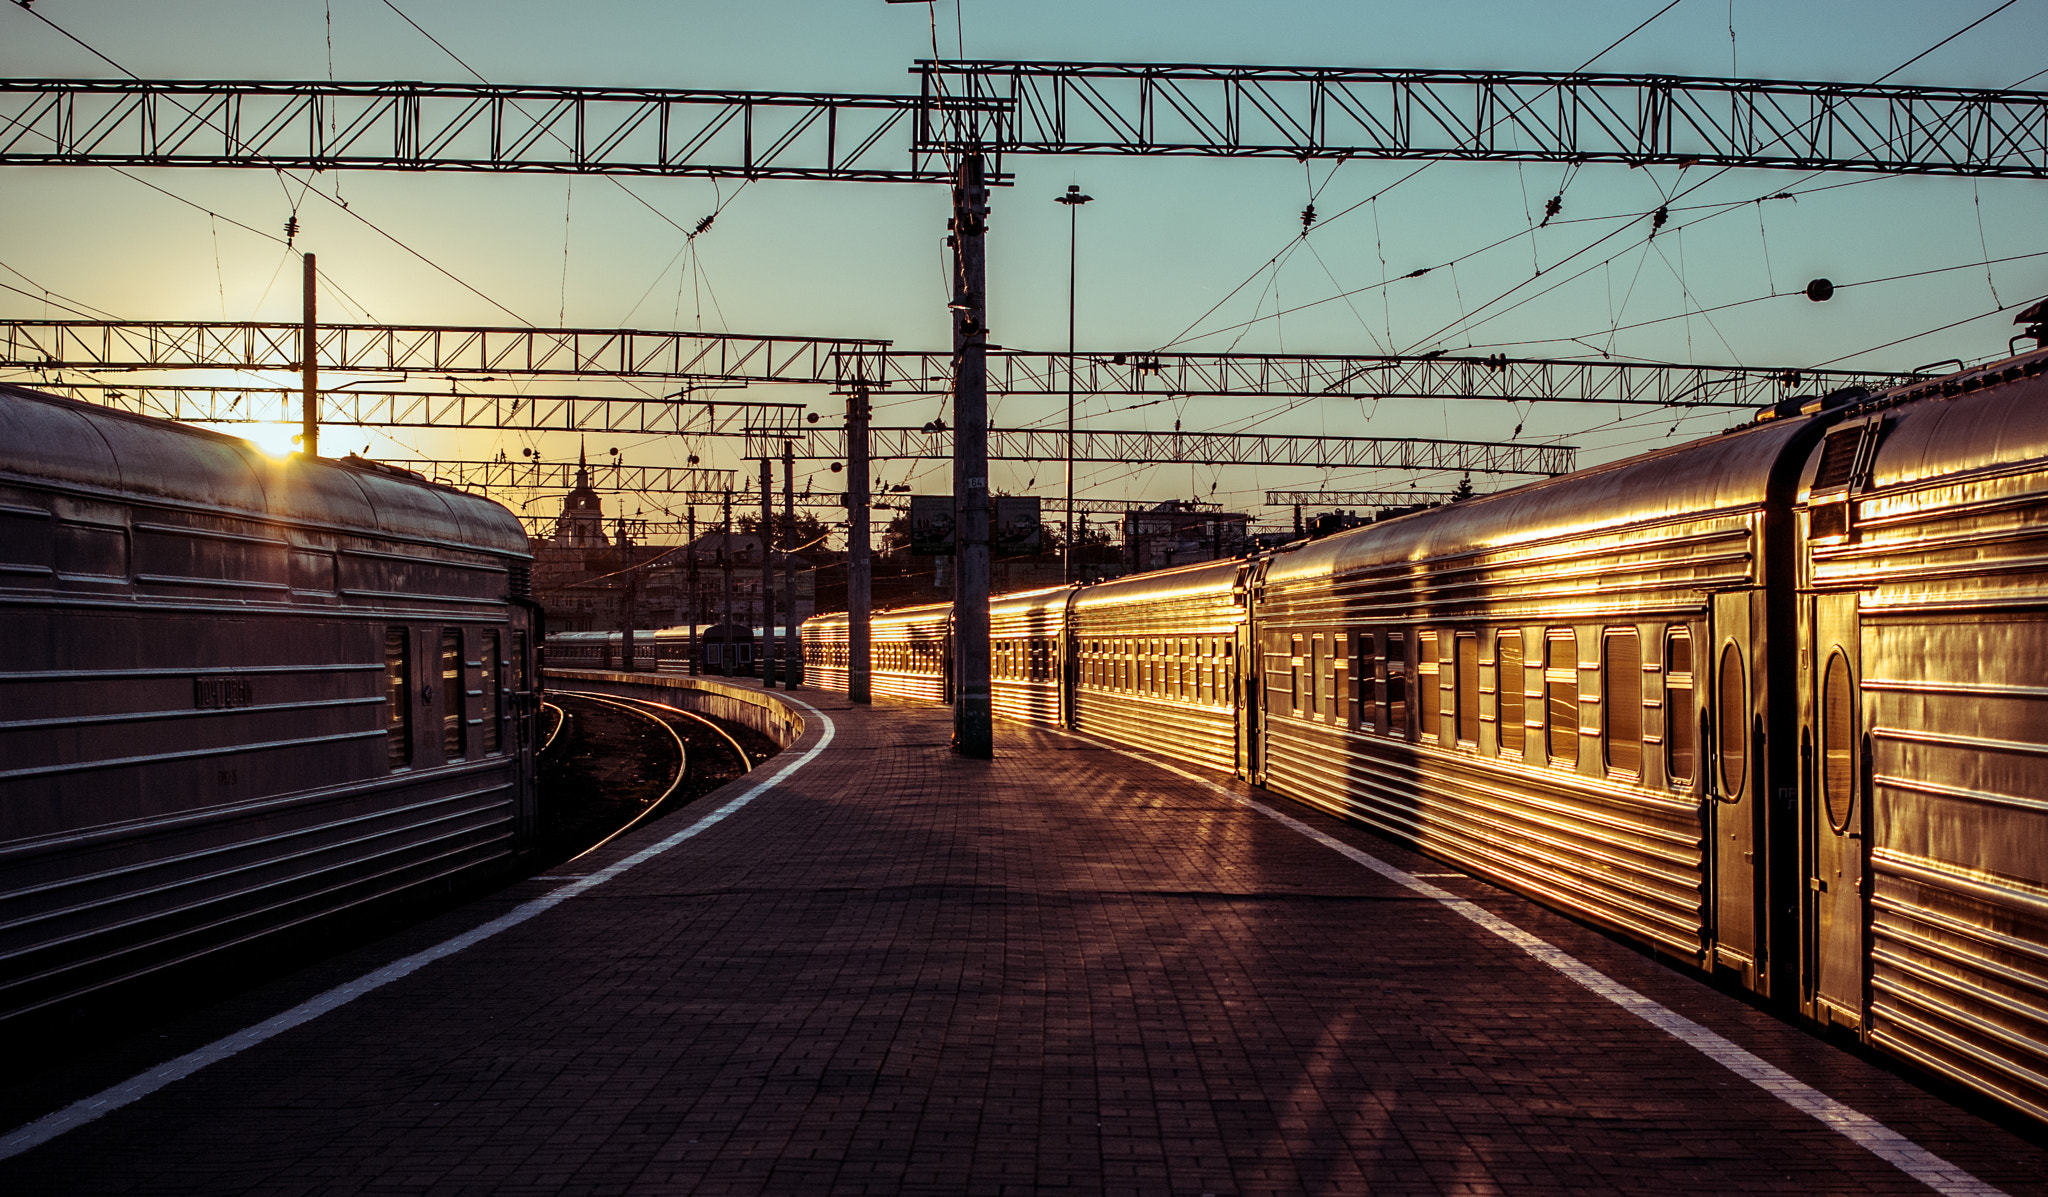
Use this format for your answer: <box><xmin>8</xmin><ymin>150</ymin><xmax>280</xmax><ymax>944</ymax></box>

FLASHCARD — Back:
<box><xmin>1267</xmin><ymin>489</ymin><xmax>1464</xmax><ymax>507</ymax></box>
<box><xmin>34</xmin><ymin>381</ymin><xmax>807</xmax><ymax>436</ymax></box>
<box><xmin>753</xmin><ymin>426</ymin><xmax>1574</xmax><ymax>476</ymax></box>
<box><xmin>2</xmin><ymin>323</ymin><xmax>1913</xmax><ymax>415</ymax></box>
<box><xmin>916</xmin><ymin>63</ymin><xmax>2048</xmax><ymax>178</ymax></box>
<box><xmin>4</xmin><ymin>69</ymin><xmax>2044</xmax><ymax>178</ymax></box>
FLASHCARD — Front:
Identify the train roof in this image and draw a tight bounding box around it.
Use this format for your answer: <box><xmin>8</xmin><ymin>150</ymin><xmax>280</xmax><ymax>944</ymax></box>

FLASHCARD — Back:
<box><xmin>1265</xmin><ymin>399</ymin><xmax>1820</xmax><ymax>588</ymax></box>
<box><xmin>1845</xmin><ymin>346</ymin><xmax>2048</xmax><ymax>493</ymax></box>
<box><xmin>0</xmin><ymin>384</ymin><xmax>528</xmax><ymax>556</ymax></box>
<box><xmin>1073</xmin><ymin>556</ymin><xmax>1243</xmax><ymax>607</ymax></box>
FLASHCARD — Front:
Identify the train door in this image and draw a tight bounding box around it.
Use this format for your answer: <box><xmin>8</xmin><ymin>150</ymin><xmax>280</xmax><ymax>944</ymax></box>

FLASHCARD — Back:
<box><xmin>1708</xmin><ymin>591</ymin><xmax>1762</xmax><ymax>991</ymax></box>
<box><xmin>508</xmin><ymin>601</ymin><xmax>542</xmax><ymax>845</ymax></box>
<box><xmin>1801</xmin><ymin>592</ymin><xmax>1867</xmax><ymax>1030</ymax></box>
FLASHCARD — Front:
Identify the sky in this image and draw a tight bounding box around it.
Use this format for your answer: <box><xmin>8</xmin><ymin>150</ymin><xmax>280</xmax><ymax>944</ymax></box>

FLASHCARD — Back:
<box><xmin>2</xmin><ymin>0</ymin><xmax>2044</xmax><ymax>538</ymax></box>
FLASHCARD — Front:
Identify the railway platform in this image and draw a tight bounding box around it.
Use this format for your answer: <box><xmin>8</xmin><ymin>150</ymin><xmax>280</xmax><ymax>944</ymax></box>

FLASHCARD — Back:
<box><xmin>4</xmin><ymin>686</ymin><xmax>2046</xmax><ymax>1196</ymax></box>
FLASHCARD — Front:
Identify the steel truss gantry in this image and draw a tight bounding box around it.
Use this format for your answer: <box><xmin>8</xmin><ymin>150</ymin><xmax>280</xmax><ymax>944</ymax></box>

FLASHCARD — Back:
<box><xmin>0</xmin><ymin>321</ymin><xmax>887</xmax><ymax>384</ymax></box>
<box><xmin>0</xmin><ymin>79</ymin><xmax>995</xmax><ymax>181</ymax></box>
<box><xmin>753</xmin><ymin>426</ymin><xmax>1574</xmax><ymax>476</ymax></box>
<box><xmin>387</xmin><ymin>458</ymin><xmax>737</xmax><ymax>495</ymax></box>
<box><xmin>1266</xmin><ymin>489</ymin><xmax>1463</xmax><ymax>507</ymax></box>
<box><xmin>918</xmin><ymin>62</ymin><xmax>2048</xmax><ymax>179</ymax></box>
<box><xmin>869</xmin><ymin>350</ymin><xmax>1911</xmax><ymax>406</ymax></box>
<box><xmin>35</xmin><ymin>382</ymin><xmax>806</xmax><ymax>436</ymax></box>
<box><xmin>4</xmin><ymin>323</ymin><xmax>1911</xmax><ymax>415</ymax></box>
<box><xmin>4</xmin><ymin>70</ymin><xmax>2043</xmax><ymax>179</ymax></box>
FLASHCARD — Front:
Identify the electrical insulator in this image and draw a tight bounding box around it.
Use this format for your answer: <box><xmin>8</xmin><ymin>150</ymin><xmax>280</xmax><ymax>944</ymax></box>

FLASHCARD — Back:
<box><xmin>283</xmin><ymin>215</ymin><xmax>299</xmax><ymax>244</ymax></box>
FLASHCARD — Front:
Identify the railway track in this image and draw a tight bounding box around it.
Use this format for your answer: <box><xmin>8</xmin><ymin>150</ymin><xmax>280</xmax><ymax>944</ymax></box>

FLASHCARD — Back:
<box><xmin>533</xmin><ymin>691</ymin><xmax>778</xmax><ymax>870</ymax></box>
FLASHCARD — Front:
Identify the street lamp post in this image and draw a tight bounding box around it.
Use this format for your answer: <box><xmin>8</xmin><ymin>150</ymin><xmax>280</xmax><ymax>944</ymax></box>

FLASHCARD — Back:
<box><xmin>1056</xmin><ymin>183</ymin><xmax>1092</xmax><ymax>583</ymax></box>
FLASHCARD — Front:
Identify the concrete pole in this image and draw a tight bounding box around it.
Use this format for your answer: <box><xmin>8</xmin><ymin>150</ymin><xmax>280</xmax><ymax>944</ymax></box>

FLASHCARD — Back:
<box><xmin>300</xmin><ymin>253</ymin><xmax>319</xmax><ymax>458</ymax></box>
<box><xmin>952</xmin><ymin>151</ymin><xmax>993</xmax><ymax>758</ymax></box>
<box><xmin>847</xmin><ymin>386</ymin><xmax>872</xmax><ymax>704</ymax></box>
<box><xmin>721</xmin><ymin>492</ymin><xmax>733</xmax><ymax>676</ymax></box>
<box><xmin>760</xmin><ymin>456</ymin><xmax>775</xmax><ymax>688</ymax></box>
<box><xmin>687</xmin><ymin>506</ymin><xmax>699</xmax><ymax>676</ymax></box>
<box><xmin>1056</xmin><ymin>184</ymin><xmax>1091</xmax><ymax>583</ymax></box>
<box><xmin>783</xmin><ymin>441</ymin><xmax>798</xmax><ymax>688</ymax></box>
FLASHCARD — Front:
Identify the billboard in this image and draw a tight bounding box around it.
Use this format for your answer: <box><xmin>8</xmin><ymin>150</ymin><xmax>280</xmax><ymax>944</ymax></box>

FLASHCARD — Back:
<box><xmin>993</xmin><ymin>496</ymin><xmax>1043</xmax><ymax>556</ymax></box>
<box><xmin>909</xmin><ymin>494</ymin><xmax>956</xmax><ymax>555</ymax></box>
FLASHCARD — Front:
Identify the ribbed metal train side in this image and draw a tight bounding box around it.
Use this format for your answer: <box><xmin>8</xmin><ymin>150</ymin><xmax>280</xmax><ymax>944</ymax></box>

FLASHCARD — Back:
<box><xmin>1069</xmin><ymin>560</ymin><xmax>1246</xmax><ymax>776</ymax></box>
<box><xmin>0</xmin><ymin>385</ymin><xmax>533</xmax><ymax>1025</ymax></box>
<box><xmin>866</xmin><ymin>601</ymin><xmax>953</xmax><ymax>703</ymax></box>
<box><xmin>801</xmin><ymin>612</ymin><xmax>851</xmax><ymax>694</ymax></box>
<box><xmin>1253</xmin><ymin>425</ymin><xmax>1817</xmax><ymax>964</ymax></box>
<box><xmin>1802</xmin><ymin>351</ymin><xmax>2048</xmax><ymax>1123</ymax></box>
<box><xmin>991</xmin><ymin>585</ymin><xmax>1074</xmax><ymax>728</ymax></box>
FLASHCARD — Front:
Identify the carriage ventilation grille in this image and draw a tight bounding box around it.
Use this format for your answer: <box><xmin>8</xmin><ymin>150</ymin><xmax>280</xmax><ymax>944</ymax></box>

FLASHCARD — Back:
<box><xmin>1812</xmin><ymin>429</ymin><xmax>1864</xmax><ymax>492</ymax></box>
<box><xmin>508</xmin><ymin>562</ymin><xmax>532</xmax><ymax>599</ymax></box>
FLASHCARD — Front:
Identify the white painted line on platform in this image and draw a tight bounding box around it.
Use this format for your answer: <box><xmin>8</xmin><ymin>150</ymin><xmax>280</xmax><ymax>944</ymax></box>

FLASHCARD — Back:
<box><xmin>1049</xmin><ymin>728</ymin><xmax>2010</xmax><ymax>1197</ymax></box>
<box><xmin>0</xmin><ymin>696</ymin><xmax>836</xmax><ymax>1164</ymax></box>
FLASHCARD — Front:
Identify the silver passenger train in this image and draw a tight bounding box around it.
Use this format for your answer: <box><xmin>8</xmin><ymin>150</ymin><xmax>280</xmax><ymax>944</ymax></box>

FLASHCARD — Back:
<box><xmin>0</xmin><ymin>384</ymin><xmax>543</xmax><ymax>1027</ymax></box>
<box><xmin>805</xmin><ymin>345</ymin><xmax>2048</xmax><ymax>1124</ymax></box>
<box><xmin>544</xmin><ymin>623</ymin><xmax>792</xmax><ymax>677</ymax></box>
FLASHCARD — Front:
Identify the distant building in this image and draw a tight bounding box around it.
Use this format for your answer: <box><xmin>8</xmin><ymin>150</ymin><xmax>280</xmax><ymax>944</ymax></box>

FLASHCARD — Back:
<box><xmin>1122</xmin><ymin>501</ymin><xmax>1250</xmax><ymax>571</ymax></box>
<box><xmin>552</xmin><ymin>443</ymin><xmax>607</xmax><ymax>549</ymax></box>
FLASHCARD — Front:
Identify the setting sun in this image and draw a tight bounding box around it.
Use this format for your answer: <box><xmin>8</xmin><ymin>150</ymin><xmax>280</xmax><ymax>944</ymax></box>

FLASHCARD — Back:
<box><xmin>236</xmin><ymin>423</ymin><xmax>301</xmax><ymax>458</ymax></box>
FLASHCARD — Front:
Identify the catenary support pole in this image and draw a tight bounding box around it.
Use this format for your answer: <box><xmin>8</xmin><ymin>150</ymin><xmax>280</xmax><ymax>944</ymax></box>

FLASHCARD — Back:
<box><xmin>1056</xmin><ymin>184</ymin><xmax>1090</xmax><ymax>582</ymax></box>
<box><xmin>847</xmin><ymin>385</ymin><xmax>872</xmax><ymax>704</ymax></box>
<box><xmin>300</xmin><ymin>253</ymin><xmax>318</xmax><ymax>458</ymax></box>
<box><xmin>783</xmin><ymin>440</ymin><xmax>798</xmax><ymax>687</ymax></box>
<box><xmin>687</xmin><ymin>506</ymin><xmax>699</xmax><ymax>675</ymax></box>
<box><xmin>721</xmin><ymin>492</ymin><xmax>733</xmax><ymax>676</ymax></box>
<box><xmin>952</xmin><ymin>151</ymin><xmax>993</xmax><ymax>758</ymax></box>
<box><xmin>760</xmin><ymin>456</ymin><xmax>776</xmax><ymax>688</ymax></box>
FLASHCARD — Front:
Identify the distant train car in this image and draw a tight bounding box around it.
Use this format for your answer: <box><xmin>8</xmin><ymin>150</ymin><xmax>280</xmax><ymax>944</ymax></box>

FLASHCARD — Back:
<box><xmin>803</xmin><ymin>601</ymin><xmax>951</xmax><ymax>702</ymax></box>
<box><xmin>545</xmin><ymin>629</ymin><xmax>658</xmax><ymax>672</ymax></box>
<box><xmin>990</xmin><ymin>585</ymin><xmax>1074</xmax><ymax>726</ymax></box>
<box><xmin>1071</xmin><ymin>560</ymin><xmax>1247</xmax><ymax>776</ymax></box>
<box><xmin>0</xmin><ymin>384</ymin><xmax>542</xmax><ymax>1026</ymax></box>
<box><xmin>799</xmin><ymin>344</ymin><xmax>2048</xmax><ymax>1124</ymax></box>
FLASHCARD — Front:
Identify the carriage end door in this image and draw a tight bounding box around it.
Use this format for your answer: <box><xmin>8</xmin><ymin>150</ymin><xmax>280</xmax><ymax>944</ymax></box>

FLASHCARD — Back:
<box><xmin>1802</xmin><ymin>592</ymin><xmax>1867</xmax><ymax>1030</ymax></box>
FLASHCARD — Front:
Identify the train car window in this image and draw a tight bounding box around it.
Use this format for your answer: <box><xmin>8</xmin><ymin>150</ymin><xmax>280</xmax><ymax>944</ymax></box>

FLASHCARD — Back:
<box><xmin>1386</xmin><ymin>633</ymin><xmax>1408</xmax><ymax>738</ymax></box>
<box><xmin>1354</xmin><ymin>633</ymin><xmax>1374</xmax><ymax>732</ymax></box>
<box><xmin>1824</xmin><ymin>652</ymin><xmax>1856</xmax><ymax>831</ymax></box>
<box><xmin>1666</xmin><ymin>629</ymin><xmax>1694</xmax><ymax>787</ymax></box>
<box><xmin>1417</xmin><ymin>632</ymin><xmax>1441</xmax><ymax>740</ymax></box>
<box><xmin>1604</xmin><ymin>628</ymin><xmax>1642</xmax><ymax>776</ymax></box>
<box><xmin>1498</xmin><ymin>631</ymin><xmax>1525</xmax><ymax>757</ymax></box>
<box><xmin>1546</xmin><ymin>630</ymin><xmax>1578</xmax><ymax>767</ymax></box>
<box><xmin>1717</xmin><ymin>642</ymin><xmax>1747</xmax><ymax>798</ymax></box>
<box><xmin>1308</xmin><ymin>636</ymin><xmax>1322</xmax><ymax>717</ymax></box>
<box><xmin>441</xmin><ymin>628</ymin><xmax>466</xmax><ymax>762</ymax></box>
<box><xmin>385</xmin><ymin>627</ymin><xmax>412</xmax><ymax>770</ymax></box>
<box><xmin>483</xmin><ymin>630</ymin><xmax>502</xmax><ymax>755</ymax></box>
<box><xmin>1456</xmin><ymin>632</ymin><xmax>1479</xmax><ymax>746</ymax></box>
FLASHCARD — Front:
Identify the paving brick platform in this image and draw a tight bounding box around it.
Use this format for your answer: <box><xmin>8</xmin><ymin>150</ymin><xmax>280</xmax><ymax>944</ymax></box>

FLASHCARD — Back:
<box><xmin>5</xmin><ymin>689</ymin><xmax>2047</xmax><ymax>1195</ymax></box>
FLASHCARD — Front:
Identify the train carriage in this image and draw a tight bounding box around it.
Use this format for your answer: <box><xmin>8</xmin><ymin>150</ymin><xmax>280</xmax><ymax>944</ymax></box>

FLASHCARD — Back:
<box><xmin>1070</xmin><ymin>559</ymin><xmax>1248</xmax><ymax>775</ymax></box>
<box><xmin>990</xmin><ymin>585</ymin><xmax>1074</xmax><ymax>727</ymax></box>
<box><xmin>803</xmin><ymin>601</ymin><xmax>952</xmax><ymax>703</ymax></box>
<box><xmin>1795</xmin><ymin>351</ymin><xmax>2048</xmax><ymax>1121</ymax></box>
<box><xmin>0</xmin><ymin>384</ymin><xmax>541</xmax><ymax>1026</ymax></box>
<box><xmin>1252</xmin><ymin>416</ymin><xmax>1826</xmax><ymax>972</ymax></box>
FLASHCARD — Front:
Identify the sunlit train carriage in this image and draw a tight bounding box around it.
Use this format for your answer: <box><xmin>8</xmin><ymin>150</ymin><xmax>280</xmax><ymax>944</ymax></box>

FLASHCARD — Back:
<box><xmin>0</xmin><ymin>384</ymin><xmax>542</xmax><ymax>1026</ymax></box>
<box><xmin>1070</xmin><ymin>560</ymin><xmax>1248</xmax><ymax>776</ymax></box>
<box><xmin>802</xmin><ymin>600</ymin><xmax>952</xmax><ymax>702</ymax></box>
<box><xmin>990</xmin><ymin>584</ymin><xmax>1074</xmax><ymax>726</ymax></box>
